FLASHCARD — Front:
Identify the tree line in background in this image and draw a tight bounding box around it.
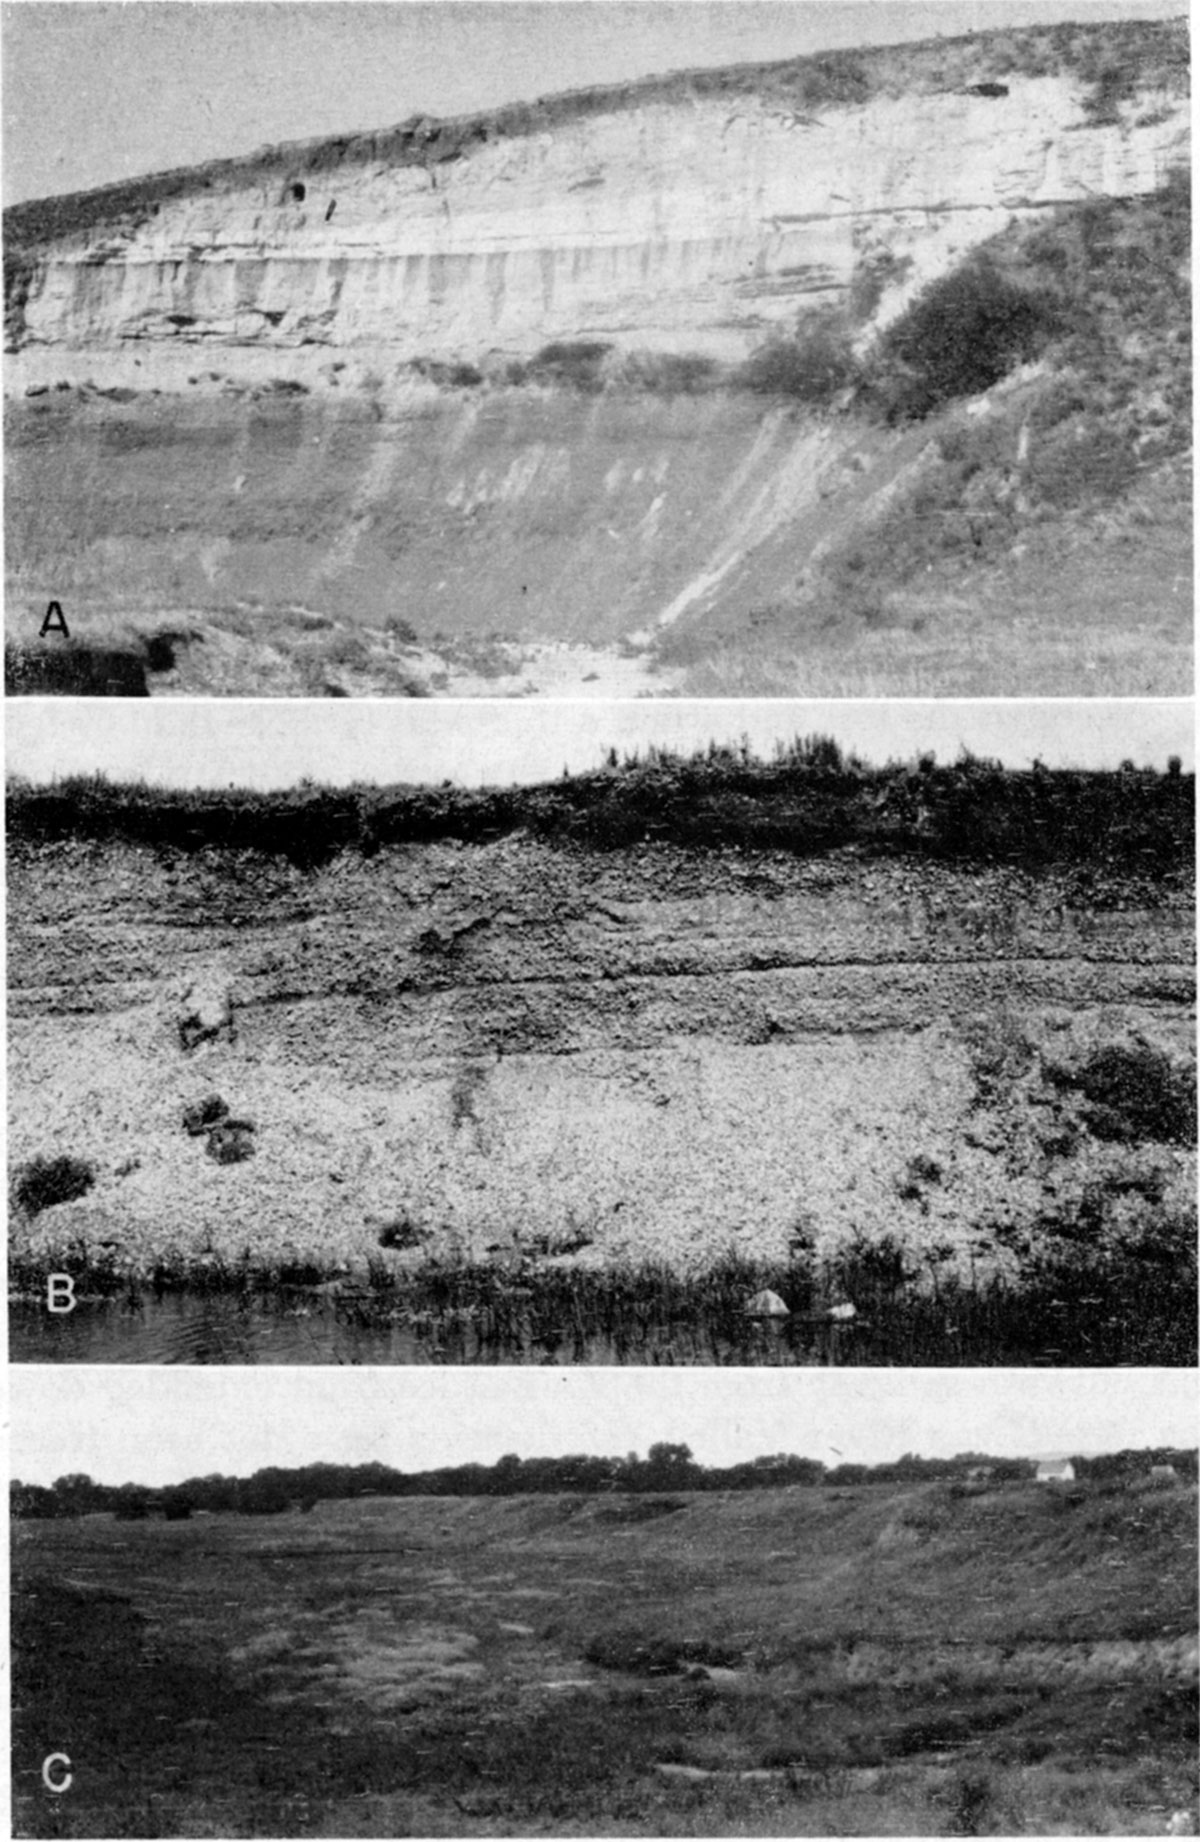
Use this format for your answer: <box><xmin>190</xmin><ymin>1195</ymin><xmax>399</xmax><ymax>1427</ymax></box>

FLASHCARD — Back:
<box><xmin>12</xmin><ymin>1443</ymin><xmax>1195</xmax><ymax>1522</ymax></box>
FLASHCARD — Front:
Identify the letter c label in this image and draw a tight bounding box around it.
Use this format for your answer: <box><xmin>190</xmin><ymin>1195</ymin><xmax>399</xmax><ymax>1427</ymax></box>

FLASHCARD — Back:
<box><xmin>42</xmin><ymin>1753</ymin><xmax>72</xmax><ymax>1793</ymax></box>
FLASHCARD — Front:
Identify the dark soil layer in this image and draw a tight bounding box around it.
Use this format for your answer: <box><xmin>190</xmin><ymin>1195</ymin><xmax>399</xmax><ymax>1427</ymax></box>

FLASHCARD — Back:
<box><xmin>11</xmin><ymin>1481</ymin><xmax>1198</xmax><ymax>1835</ymax></box>
<box><xmin>7</xmin><ymin>752</ymin><xmax>1194</xmax><ymax>867</ymax></box>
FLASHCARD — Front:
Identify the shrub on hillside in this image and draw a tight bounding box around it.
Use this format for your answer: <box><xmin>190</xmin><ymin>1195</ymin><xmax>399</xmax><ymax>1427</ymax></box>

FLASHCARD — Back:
<box><xmin>871</xmin><ymin>258</ymin><xmax>1060</xmax><ymax>420</ymax></box>
<box><xmin>527</xmin><ymin>341</ymin><xmax>612</xmax><ymax>389</ymax></box>
<box><xmin>737</xmin><ymin>317</ymin><xmax>858</xmax><ymax>404</ymax></box>
<box><xmin>615</xmin><ymin>350</ymin><xmax>720</xmax><ymax>395</ymax></box>
<box><xmin>1050</xmin><ymin>1044</ymin><xmax>1196</xmax><ymax>1146</ymax></box>
<box><xmin>205</xmin><ymin>1121</ymin><xmax>257</xmax><ymax>1166</ymax></box>
<box><xmin>14</xmin><ymin>1154</ymin><xmax>95</xmax><ymax>1216</ymax></box>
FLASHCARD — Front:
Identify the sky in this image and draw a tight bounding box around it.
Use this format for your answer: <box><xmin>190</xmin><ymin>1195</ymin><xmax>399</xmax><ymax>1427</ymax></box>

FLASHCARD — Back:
<box><xmin>3</xmin><ymin>0</ymin><xmax>1186</xmax><ymax>204</ymax></box>
<box><xmin>5</xmin><ymin>698</ymin><xmax>1193</xmax><ymax>788</ymax></box>
<box><xmin>9</xmin><ymin>1367</ymin><xmax>1197</xmax><ymax>1485</ymax></box>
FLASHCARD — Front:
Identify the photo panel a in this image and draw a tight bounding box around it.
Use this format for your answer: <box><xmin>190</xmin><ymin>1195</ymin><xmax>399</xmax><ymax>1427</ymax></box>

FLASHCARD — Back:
<box><xmin>4</xmin><ymin>1</ymin><xmax>1190</xmax><ymax>698</ymax></box>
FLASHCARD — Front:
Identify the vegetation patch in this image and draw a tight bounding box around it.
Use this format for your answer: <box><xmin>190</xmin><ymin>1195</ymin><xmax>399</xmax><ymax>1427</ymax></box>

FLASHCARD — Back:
<box><xmin>205</xmin><ymin>1120</ymin><xmax>256</xmax><ymax>1165</ymax></box>
<box><xmin>585</xmin><ymin>1631</ymin><xmax>745</xmax><ymax>1675</ymax></box>
<box><xmin>1048</xmin><ymin>1044</ymin><xmax>1196</xmax><ymax>1147</ymax></box>
<box><xmin>868</xmin><ymin>258</ymin><xmax>1060</xmax><ymax>422</ymax></box>
<box><xmin>8</xmin><ymin>740</ymin><xmax>1193</xmax><ymax>876</ymax></box>
<box><xmin>10</xmin><ymin>1217</ymin><xmax>1197</xmax><ymax>1364</ymax></box>
<box><xmin>182</xmin><ymin>1093</ymin><xmax>229</xmax><ymax>1137</ymax></box>
<box><xmin>12</xmin><ymin>1153</ymin><xmax>96</xmax><ymax>1216</ymax></box>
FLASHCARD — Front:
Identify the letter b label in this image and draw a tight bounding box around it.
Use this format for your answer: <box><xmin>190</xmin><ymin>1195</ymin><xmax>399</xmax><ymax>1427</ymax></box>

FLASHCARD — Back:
<box><xmin>47</xmin><ymin>1274</ymin><xmax>77</xmax><ymax>1314</ymax></box>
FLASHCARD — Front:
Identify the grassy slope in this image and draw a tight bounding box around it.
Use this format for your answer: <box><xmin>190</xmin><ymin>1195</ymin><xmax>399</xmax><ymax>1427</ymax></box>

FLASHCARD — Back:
<box><xmin>666</xmin><ymin>175</ymin><xmax>1193</xmax><ymax>694</ymax></box>
<box><xmin>12</xmin><ymin>1481</ymin><xmax>1198</xmax><ymax>1836</ymax></box>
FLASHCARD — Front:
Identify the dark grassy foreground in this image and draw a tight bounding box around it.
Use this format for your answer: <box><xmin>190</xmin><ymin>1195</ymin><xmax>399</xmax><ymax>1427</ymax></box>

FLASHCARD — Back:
<box><xmin>7</xmin><ymin>742</ymin><xmax>1193</xmax><ymax>874</ymax></box>
<box><xmin>11</xmin><ymin>1480</ymin><xmax>1197</xmax><ymax>1836</ymax></box>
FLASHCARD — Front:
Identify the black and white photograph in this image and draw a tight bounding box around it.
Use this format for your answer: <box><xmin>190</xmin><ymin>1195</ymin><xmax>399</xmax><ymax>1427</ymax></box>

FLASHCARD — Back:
<box><xmin>7</xmin><ymin>698</ymin><xmax>1195</xmax><ymax>1366</ymax></box>
<box><xmin>9</xmin><ymin>1365</ymin><xmax>1199</xmax><ymax>1837</ymax></box>
<box><xmin>3</xmin><ymin>0</ymin><xmax>1190</xmax><ymax>696</ymax></box>
<box><xmin>5</xmin><ymin>3</ymin><xmax>1196</xmax><ymax>1834</ymax></box>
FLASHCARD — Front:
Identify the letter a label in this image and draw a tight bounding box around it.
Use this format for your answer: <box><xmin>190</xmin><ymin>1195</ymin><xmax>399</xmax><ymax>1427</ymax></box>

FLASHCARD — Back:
<box><xmin>40</xmin><ymin>601</ymin><xmax>70</xmax><ymax>639</ymax></box>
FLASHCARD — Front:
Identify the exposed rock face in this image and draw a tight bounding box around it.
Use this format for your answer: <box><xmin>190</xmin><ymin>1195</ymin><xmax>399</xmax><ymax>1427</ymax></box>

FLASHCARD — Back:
<box><xmin>8</xmin><ymin>835</ymin><xmax>1193</xmax><ymax>1274</ymax></box>
<box><xmin>5</xmin><ymin>22</ymin><xmax>1188</xmax><ymax>381</ymax></box>
<box><xmin>2</xmin><ymin>19</ymin><xmax>1189</xmax><ymax>688</ymax></box>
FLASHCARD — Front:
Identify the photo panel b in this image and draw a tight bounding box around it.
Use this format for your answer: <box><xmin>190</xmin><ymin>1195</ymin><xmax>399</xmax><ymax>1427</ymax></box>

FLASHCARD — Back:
<box><xmin>8</xmin><ymin>697</ymin><xmax>1195</xmax><ymax>1367</ymax></box>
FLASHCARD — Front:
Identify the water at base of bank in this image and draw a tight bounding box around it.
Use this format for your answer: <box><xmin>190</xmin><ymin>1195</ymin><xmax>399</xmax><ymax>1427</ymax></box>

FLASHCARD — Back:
<box><xmin>10</xmin><ymin>1259</ymin><xmax>1194</xmax><ymax>1366</ymax></box>
<box><xmin>9</xmin><ymin>1291</ymin><xmax>870</xmax><ymax>1366</ymax></box>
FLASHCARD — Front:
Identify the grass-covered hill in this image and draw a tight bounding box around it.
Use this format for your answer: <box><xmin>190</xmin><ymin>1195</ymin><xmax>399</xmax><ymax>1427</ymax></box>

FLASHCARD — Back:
<box><xmin>12</xmin><ymin>1472</ymin><xmax>1198</xmax><ymax>1836</ymax></box>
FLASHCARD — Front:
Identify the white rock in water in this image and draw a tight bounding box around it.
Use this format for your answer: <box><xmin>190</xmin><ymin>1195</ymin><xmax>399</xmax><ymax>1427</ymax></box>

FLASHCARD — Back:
<box><xmin>827</xmin><ymin>1301</ymin><xmax>857</xmax><ymax>1321</ymax></box>
<box><xmin>745</xmin><ymin>1288</ymin><xmax>789</xmax><ymax>1318</ymax></box>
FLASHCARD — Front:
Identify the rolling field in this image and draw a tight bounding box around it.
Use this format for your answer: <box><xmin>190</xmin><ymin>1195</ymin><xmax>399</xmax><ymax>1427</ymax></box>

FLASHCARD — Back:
<box><xmin>12</xmin><ymin>1480</ymin><xmax>1198</xmax><ymax>1835</ymax></box>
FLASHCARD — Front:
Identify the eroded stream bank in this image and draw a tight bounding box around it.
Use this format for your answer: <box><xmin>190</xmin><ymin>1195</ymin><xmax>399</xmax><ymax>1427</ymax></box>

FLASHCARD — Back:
<box><xmin>8</xmin><ymin>757</ymin><xmax>1195</xmax><ymax>1362</ymax></box>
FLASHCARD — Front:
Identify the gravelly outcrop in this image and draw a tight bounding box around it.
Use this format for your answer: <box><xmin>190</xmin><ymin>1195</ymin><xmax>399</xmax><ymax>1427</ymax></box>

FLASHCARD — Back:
<box><xmin>9</xmin><ymin>834</ymin><xmax>1193</xmax><ymax>1278</ymax></box>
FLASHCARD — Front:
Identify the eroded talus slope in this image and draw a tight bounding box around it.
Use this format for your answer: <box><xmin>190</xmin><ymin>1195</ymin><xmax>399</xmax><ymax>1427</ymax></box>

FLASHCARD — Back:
<box><xmin>8</xmin><ymin>837</ymin><xmax>1193</xmax><ymax>1275</ymax></box>
<box><xmin>3</xmin><ymin>386</ymin><xmax>929</xmax><ymax>657</ymax></box>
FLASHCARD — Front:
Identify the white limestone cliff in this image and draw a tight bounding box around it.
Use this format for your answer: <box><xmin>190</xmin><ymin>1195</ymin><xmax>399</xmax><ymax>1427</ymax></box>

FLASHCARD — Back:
<box><xmin>6</xmin><ymin>29</ymin><xmax>1189</xmax><ymax>391</ymax></box>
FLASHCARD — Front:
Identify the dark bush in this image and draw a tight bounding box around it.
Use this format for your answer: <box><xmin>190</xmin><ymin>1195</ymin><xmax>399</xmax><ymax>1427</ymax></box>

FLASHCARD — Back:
<box><xmin>14</xmin><ymin>1154</ymin><xmax>96</xmax><ymax>1215</ymax></box>
<box><xmin>592</xmin><ymin>1496</ymin><xmax>688</xmax><ymax>1525</ymax></box>
<box><xmin>142</xmin><ymin>629</ymin><xmax>198</xmax><ymax>673</ymax></box>
<box><xmin>584</xmin><ymin>1631</ymin><xmax>744</xmax><ymax>1675</ymax></box>
<box><xmin>1052</xmin><ymin>1045</ymin><xmax>1196</xmax><ymax>1145</ymax></box>
<box><xmin>528</xmin><ymin>340</ymin><xmax>612</xmax><ymax>389</ymax></box>
<box><xmin>873</xmin><ymin>258</ymin><xmax>1060</xmax><ymax>420</ymax></box>
<box><xmin>617</xmin><ymin>350</ymin><xmax>720</xmax><ymax>395</ymax></box>
<box><xmin>737</xmin><ymin>317</ymin><xmax>857</xmax><ymax>403</ymax></box>
<box><xmin>182</xmin><ymin>1094</ymin><xmax>229</xmax><ymax>1137</ymax></box>
<box><xmin>113</xmin><ymin>1495</ymin><xmax>151</xmax><ymax>1521</ymax></box>
<box><xmin>205</xmin><ymin>1121</ymin><xmax>256</xmax><ymax>1165</ymax></box>
<box><xmin>378</xmin><ymin>1215</ymin><xmax>429</xmax><ymax>1251</ymax></box>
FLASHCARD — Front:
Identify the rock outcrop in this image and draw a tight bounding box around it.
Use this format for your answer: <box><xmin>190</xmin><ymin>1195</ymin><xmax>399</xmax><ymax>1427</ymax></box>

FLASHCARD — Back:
<box><xmin>5</xmin><ymin>21</ymin><xmax>1188</xmax><ymax>380</ymax></box>
<box><xmin>3</xmin><ymin>17</ymin><xmax>1189</xmax><ymax>692</ymax></box>
<box><xmin>8</xmin><ymin>830</ymin><xmax>1194</xmax><ymax>1276</ymax></box>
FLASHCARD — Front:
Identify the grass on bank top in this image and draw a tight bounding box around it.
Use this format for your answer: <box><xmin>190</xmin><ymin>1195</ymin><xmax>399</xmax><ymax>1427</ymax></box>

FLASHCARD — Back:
<box><xmin>5</xmin><ymin>737</ymin><xmax>1194</xmax><ymax>874</ymax></box>
<box><xmin>3</xmin><ymin>13</ymin><xmax>1184</xmax><ymax>250</ymax></box>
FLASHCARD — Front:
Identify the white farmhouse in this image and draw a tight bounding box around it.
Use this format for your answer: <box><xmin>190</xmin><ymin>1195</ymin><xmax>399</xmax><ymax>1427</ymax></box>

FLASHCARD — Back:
<box><xmin>1036</xmin><ymin>1458</ymin><xmax>1076</xmax><ymax>1483</ymax></box>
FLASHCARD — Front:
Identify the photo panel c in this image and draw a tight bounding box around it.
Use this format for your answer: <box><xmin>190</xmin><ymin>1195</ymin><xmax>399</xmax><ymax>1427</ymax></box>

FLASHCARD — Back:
<box><xmin>9</xmin><ymin>1363</ymin><xmax>1199</xmax><ymax>1837</ymax></box>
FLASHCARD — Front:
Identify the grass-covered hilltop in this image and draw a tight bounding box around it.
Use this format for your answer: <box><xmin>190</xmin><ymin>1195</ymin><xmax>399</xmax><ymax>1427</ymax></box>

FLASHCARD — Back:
<box><xmin>12</xmin><ymin>1451</ymin><xmax>1198</xmax><ymax>1835</ymax></box>
<box><xmin>8</xmin><ymin>742</ymin><xmax>1196</xmax><ymax>1364</ymax></box>
<box><xmin>4</xmin><ymin>15</ymin><xmax>1189</xmax><ymax>697</ymax></box>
